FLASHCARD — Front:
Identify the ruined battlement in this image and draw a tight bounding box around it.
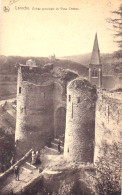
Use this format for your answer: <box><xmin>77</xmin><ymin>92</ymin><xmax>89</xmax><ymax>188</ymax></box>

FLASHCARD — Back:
<box><xmin>97</xmin><ymin>89</ymin><xmax>122</xmax><ymax>101</ymax></box>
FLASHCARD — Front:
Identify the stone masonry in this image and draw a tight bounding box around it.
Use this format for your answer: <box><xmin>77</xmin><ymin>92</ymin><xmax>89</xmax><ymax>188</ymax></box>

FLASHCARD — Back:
<box><xmin>64</xmin><ymin>78</ymin><xmax>97</xmax><ymax>163</ymax></box>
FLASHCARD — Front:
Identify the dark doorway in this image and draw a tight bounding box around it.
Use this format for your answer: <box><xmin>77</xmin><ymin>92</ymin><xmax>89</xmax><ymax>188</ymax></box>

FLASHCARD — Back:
<box><xmin>55</xmin><ymin>107</ymin><xmax>66</xmax><ymax>137</ymax></box>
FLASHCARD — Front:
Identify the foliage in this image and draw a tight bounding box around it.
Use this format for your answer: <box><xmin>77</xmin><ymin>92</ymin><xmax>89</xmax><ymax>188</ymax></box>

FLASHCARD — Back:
<box><xmin>95</xmin><ymin>142</ymin><xmax>121</xmax><ymax>195</ymax></box>
<box><xmin>57</xmin><ymin>180</ymin><xmax>74</xmax><ymax>195</ymax></box>
<box><xmin>107</xmin><ymin>3</ymin><xmax>122</xmax><ymax>51</ymax></box>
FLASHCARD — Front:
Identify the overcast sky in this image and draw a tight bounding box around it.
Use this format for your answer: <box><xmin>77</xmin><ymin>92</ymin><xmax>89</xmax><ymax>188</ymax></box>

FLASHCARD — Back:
<box><xmin>0</xmin><ymin>0</ymin><xmax>120</xmax><ymax>57</ymax></box>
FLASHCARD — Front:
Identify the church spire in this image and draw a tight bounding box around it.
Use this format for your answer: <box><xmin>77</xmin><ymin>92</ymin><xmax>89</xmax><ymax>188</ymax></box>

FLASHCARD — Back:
<box><xmin>90</xmin><ymin>33</ymin><xmax>101</xmax><ymax>65</ymax></box>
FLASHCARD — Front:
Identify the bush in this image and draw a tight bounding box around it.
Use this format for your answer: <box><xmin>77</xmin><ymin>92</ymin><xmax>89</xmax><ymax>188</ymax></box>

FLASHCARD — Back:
<box><xmin>95</xmin><ymin>142</ymin><xmax>121</xmax><ymax>195</ymax></box>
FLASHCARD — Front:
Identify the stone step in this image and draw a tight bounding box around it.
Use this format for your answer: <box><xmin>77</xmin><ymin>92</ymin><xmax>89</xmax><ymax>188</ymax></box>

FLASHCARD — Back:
<box><xmin>51</xmin><ymin>142</ymin><xmax>64</xmax><ymax>150</ymax></box>
<box><xmin>59</xmin><ymin>134</ymin><xmax>65</xmax><ymax>139</ymax></box>
<box><xmin>53</xmin><ymin>138</ymin><xmax>64</xmax><ymax>146</ymax></box>
<box><xmin>44</xmin><ymin>146</ymin><xmax>59</xmax><ymax>155</ymax></box>
<box><xmin>25</xmin><ymin>162</ymin><xmax>37</xmax><ymax>169</ymax></box>
<box><xmin>22</xmin><ymin>166</ymin><xmax>33</xmax><ymax>174</ymax></box>
<box><xmin>51</xmin><ymin>142</ymin><xmax>58</xmax><ymax>150</ymax></box>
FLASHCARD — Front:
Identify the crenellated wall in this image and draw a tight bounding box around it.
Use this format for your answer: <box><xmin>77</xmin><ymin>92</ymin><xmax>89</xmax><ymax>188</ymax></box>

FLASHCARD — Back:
<box><xmin>94</xmin><ymin>90</ymin><xmax>122</xmax><ymax>163</ymax></box>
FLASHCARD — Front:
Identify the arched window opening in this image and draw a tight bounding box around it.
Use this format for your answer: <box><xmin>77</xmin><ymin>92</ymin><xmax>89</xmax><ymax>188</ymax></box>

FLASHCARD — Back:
<box><xmin>92</xmin><ymin>68</ymin><xmax>98</xmax><ymax>77</ymax></box>
<box><xmin>69</xmin><ymin>95</ymin><xmax>71</xmax><ymax>102</ymax></box>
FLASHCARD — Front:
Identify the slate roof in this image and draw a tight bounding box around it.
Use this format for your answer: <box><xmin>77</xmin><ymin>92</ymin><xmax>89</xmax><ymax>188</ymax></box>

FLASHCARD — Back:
<box><xmin>90</xmin><ymin>33</ymin><xmax>101</xmax><ymax>65</ymax></box>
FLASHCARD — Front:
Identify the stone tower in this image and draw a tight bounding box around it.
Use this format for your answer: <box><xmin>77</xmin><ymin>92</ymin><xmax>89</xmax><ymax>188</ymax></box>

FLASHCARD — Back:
<box><xmin>89</xmin><ymin>33</ymin><xmax>102</xmax><ymax>88</ymax></box>
<box><xmin>64</xmin><ymin>78</ymin><xmax>96</xmax><ymax>163</ymax></box>
<box><xmin>15</xmin><ymin>60</ymin><xmax>54</xmax><ymax>158</ymax></box>
<box><xmin>15</xmin><ymin>64</ymin><xmax>26</xmax><ymax>143</ymax></box>
<box><xmin>15</xmin><ymin>61</ymin><xmax>38</xmax><ymax>157</ymax></box>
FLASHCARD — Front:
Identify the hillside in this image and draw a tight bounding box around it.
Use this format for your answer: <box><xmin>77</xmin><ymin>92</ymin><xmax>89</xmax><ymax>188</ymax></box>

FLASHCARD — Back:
<box><xmin>0</xmin><ymin>55</ymin><xmax>88</xmax><ymax>76</ymax></box>
<box><xmin>0</xmin><ymin>56</ymin><xmax>88</xmax><ymax>101</ymax></box>
<box><xmin>60</xmin><ymin>52</ymin><xmax>122</xmax><ymax>75</ymax></box>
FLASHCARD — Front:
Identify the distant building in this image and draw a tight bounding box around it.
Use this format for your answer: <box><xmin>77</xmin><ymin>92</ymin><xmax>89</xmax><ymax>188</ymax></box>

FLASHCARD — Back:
<box><xmin>89</xmin><ymin>33</ymin><xmax>102</xmax><ymax>88</ymax></box>
<box><xmin>49</xmin><ymin>54</ymin><xmax>56</xmax><ymax>62</ymax></box>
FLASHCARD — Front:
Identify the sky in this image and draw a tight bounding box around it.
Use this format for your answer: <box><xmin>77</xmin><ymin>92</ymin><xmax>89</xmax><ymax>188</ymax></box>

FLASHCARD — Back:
<box><xmin>0</xmin><ymin>0</ymin><xmax>120</xmax><ymax>57</ymax></box>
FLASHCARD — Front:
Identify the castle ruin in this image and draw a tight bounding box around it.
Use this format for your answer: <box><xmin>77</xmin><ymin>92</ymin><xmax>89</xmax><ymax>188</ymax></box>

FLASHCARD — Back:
<box><xmin>15</xmin><ymin>34</ymin><xmax>121</xmax><ymax>165</ymax></box>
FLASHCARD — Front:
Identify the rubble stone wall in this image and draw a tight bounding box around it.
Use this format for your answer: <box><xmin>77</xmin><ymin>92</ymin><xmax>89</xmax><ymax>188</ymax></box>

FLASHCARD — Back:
<box><xmin>94</xmin><ymin>90</ymin><xmax>122</xmax><ymax>163</ymax></box>
<box><xmin>15</xmin><ymin>67</ymin><xmax>54</xmax><ymax>157</ymax></box>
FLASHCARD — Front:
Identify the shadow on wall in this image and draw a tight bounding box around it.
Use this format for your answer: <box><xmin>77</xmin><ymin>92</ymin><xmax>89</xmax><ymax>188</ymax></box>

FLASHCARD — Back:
<box><xmin>55</xmin><ymin>107</ymin><xmax>66</xmax><ymax>138</ymax></box>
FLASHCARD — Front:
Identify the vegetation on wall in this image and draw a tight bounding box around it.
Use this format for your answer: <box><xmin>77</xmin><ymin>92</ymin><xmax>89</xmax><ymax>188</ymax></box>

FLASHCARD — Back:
<box><xmin>95</xmin><ymin>142</ymin><xmax>121</xmax><ymax>195</ymax></box>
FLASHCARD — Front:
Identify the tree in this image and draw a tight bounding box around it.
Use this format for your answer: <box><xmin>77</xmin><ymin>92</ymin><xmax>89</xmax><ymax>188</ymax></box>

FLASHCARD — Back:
<box><xmin>107</xmin><ymin>3</ymin><xmax>122</xmax><ymax>57</ymax></box>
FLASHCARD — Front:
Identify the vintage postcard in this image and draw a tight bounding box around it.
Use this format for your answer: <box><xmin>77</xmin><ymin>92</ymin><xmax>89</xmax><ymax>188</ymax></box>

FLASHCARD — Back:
<box><xmin>0</xmin><ymin>0</ymin><xmax>121</xmax><ymax>194</ymax></box>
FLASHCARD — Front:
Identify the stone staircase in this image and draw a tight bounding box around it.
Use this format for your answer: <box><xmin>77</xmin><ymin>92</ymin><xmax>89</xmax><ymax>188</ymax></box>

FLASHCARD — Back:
<box><xmin>21</xmin><ymin>161</ymin><xmax>37</xmax><ymax>175</ymax></box>
<box><xmin>44</xmin><ymin>135</ymin><xmax>64</xmax><ymax>155</ymax></box>
<box><xmin>20</xmin><ymin>135</ymin><xmax>65</xmax><ymax>174</ymax></box>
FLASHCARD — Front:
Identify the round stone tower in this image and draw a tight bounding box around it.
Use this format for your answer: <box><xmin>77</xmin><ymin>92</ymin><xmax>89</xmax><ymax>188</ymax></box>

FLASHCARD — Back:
<box><xmin>64</xmin><ymin>78</ymin><xmax>97</xmax><ymax>163</ymax></box>
<box><xmin>15</xmin><ymin>65</ymin><xmax>26</xmax><ymax>142</ymax></box>
<box><xmin>15</xmin><ymin>65</ymin><xmax>28</xmax><ymax>157</ymax></box>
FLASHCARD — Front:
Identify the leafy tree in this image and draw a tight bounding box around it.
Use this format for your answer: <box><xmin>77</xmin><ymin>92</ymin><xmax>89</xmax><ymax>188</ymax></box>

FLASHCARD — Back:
<box><xmin>107</xmin><ymin>3</ymin><xmax>122</xmax><ymax>57</ymax></box>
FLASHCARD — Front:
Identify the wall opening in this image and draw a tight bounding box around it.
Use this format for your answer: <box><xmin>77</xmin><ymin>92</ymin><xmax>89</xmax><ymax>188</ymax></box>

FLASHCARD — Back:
<box><xmin>92</xmin><ymin>68</ymin><xmax>98</xmax><ymax>77</ymax></box>
<box><xmin>69</xmin><ymin>95</ymin><xmax>71</xmax><ymax>102</ymax></box>
<box><xmin>19</xmin><ymin>87</ymin><xmax>21</xmax><ymax>94</ymax></box>
<box><xmin>55</xmin><ymin>107</ymin><xmax>66</xmax><ymax>137</ymax></box>
<box><xmin>72</xmin><ymin>103</ymin><xmax>73</xmax><ymax>118</ymax></box>
<box><xmin>77</xmin><ymin>97</ymin><xmax>80</xmax><ymax>103</ymax></box>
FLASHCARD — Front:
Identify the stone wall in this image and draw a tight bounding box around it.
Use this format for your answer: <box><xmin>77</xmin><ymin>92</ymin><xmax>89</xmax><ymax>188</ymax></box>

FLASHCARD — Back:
<box><xmin>64</xmin><ymin>78</ymin><xmax>96</xmax><ymax>163</ymax></box>
<box><xmin>94</xmin><ymin>90</ymin><xmax>122</xmax><ymax>163</ymax></box>
<box><xmin>53</xmin><ymin>82</ymin><xmax>66</xmax><ymax>137</ymax></box>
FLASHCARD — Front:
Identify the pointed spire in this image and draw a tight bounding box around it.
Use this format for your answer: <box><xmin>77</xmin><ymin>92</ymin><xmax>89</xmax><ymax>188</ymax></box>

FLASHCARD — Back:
<box><xmin>90</xmin><ymin>33</ymin><xmax>101</xmax><ymax>65</ymax></box>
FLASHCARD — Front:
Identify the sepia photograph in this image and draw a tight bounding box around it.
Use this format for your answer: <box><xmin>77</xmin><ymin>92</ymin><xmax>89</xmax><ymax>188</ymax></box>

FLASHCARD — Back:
<box><xmin>0</xmin><ymin>0</ymin><xmax>121</xmax><ymax>194</ymax></box>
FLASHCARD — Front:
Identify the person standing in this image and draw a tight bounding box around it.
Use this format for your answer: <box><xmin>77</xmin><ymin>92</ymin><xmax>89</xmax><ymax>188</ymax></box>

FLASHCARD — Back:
<box><xmin>31</xmin><ymin>151</ymin><xmax>36</xmax><ymax>165</ymax></box>
<box><xmin>14</xmin><ymin>165</ymin><xmax>19</xmax><ymax>181</ymax></box>
<box><xmin>10</xmin><ymin>156</ymin><xmax>15</xmax><ymax>167</ymax></box>
<box><xmin>36</xmin><ymin>151</ymin><xmax>40</xmax><ymax>164</ymax></box>
<box><xmin>58</xmin><ymin>139</ymin><xmax>61</xmax><ymax>153</ymax></box>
